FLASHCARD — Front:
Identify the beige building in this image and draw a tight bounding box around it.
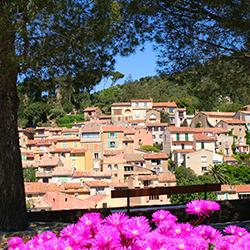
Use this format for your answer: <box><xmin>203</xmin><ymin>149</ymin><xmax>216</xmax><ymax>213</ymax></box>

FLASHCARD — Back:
<box><xmin>191</xmin><ymin>112</ymin><xmax>235</xmax><ymax>128</ymax></box>
<box><xmin>83</xmin><ymin>107</ymin><xmax>102</xmax><ymax>121</ymax></box>
<box><xmin>217</xmin><ymin>119</ymin><xmax>248</xmax><ymax>153</ymax></box>
<box><xmin>184</xmin><ymin>149</ymin><xmax>223</xmax><ymax>175</ymax></box>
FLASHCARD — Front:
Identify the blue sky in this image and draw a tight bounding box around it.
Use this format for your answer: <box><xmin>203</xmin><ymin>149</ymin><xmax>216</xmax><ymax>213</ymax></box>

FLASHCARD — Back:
<box><xmin>93</xmin><ymin>42</ymin><xmax>158</xmax><ymax>92</ymax></box>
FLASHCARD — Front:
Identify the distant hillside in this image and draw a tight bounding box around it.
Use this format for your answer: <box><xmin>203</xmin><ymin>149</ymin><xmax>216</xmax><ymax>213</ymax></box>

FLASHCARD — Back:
<box><xmin>18</xmin><ymin>57</ymin><xmax>250</xmax><ymax>127</ymax></box>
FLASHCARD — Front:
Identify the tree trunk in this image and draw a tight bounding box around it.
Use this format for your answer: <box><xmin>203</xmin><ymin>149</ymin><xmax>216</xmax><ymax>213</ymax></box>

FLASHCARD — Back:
<box><xmin>0</xmin><ymin>10</ymin><xmax>28</xmax><ymax>231</ymax></box>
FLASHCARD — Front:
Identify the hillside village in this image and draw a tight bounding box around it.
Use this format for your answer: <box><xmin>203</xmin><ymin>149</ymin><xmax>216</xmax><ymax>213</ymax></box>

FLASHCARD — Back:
<box><xmin>19</xmin><ymin>99</ymin><xmax>250</xmax><ymax>211</ymax></box>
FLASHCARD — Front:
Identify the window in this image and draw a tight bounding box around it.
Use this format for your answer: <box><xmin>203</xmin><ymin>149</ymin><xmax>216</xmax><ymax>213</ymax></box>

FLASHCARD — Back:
<box><xmin>94</xmin><ymin>153</ymin><xmax>99</xmax><ymax>159</ymax></box>
<box><xmin>108</xmin><ymin>164</ymin><xmax>112</xmax><ymax>171</ymax></box>
<box><xmin>153</xmin><ymin>135</ymin><xmax>156</xmax><ymax>139</ymax></box>
<box><xmin>135</xmin><ymin>111</ymin><xmax>140</xmax><ymax>118</ymax></box>
<box><xmin>159</xmin><ymin>134</ymin><xmax>163</xmax><ymax>139</ymax></box>
<box><xmin>201</xmin><ymin>166</ymin><xmax>208</xmax><ymax>172</ymax></box>
<box><xmin>139</xmin><ymin>139</ymin><xmax>142</xmax><ymax>145</ymax></box>
<box><xmin>149</xmin><ymin>195</ymin><xmax>159</xmax><ymax>200</ymax></box>
<box><xmin>82</xmin><ymin>133</ymin><xmax>99</xmax><ymax>139</ymax></box>
<box><xmin>176</xmin><ymin>133</ymin><xmax>180</xmax><ymax>141</ymax></box>
<box><xmin>181</xmin><ymin>144</ymin><xmax>185</xmax><ymax>149</ymax></box>
<box><xmin>169</xmin><ymin>107</ymin><xmax>174</xmax><ymax>113</ymax></box>
<box><xmin>185</xmin><ymin>133</ymin><xmax>189</xmax><ymax>141</ymax></box>
<box><xmin>73</xmin><ymin>142</ymin><xmax>77</xmax><ymax>147</ymax></box>
<box><xmin>114</xmin><ymin>173</ymin><xmax>118</xmax><ymax>177</ymax></box>
<box><xmin>109</xmin><ymin>141</ymin><xmax>116</xmax><ymax>148</ymax></box>
<box><xmin>110</xmin><ymin>132</ymin><xmax>115</xmax><ymax>138</ymax></box>
<box><xmin>144</xmin><ymin>102</ymin><xmax>148</xmax><ymax>107</ymax></box>
<box><xmin>124</xmin><ymin>166</ymin><xmax>134</xmax><ymax>171</ymax></box>
<box><xmin>60</xmin><ymin>152</ymin><xmax>65</xmax><ymax>157</ymax></box>
<box><xmin>114</xmin><ymin>164</ymin><xmax>118</xmax><ymax>170</ymax></box>
<box><xmin>201</xmin><ymin>156</ymin><xmax>207</xmax><ymax>163</ymax></box>
<box><xmin>201</xmin><ymin>142</ymin><xmax>205</xmax><ymax>149</ymax></box>
<box><xmin>65</xmin><ymin>198</ymin><xmax>68</xmax><ymax>202</ymax></box>
<box><xmin>114</xmin><ymin>109</ymin><xmax>122</xmax><ymax>115</ymax></box>
<box><xmin>143</xmin><ymin>180</ymin><xmax>150</xmax><ymax>187</ymax></box>
<box><xmin>63</xmin><ymin>142</ymin><xmax>67</xmax><ymax>148</ymax></box>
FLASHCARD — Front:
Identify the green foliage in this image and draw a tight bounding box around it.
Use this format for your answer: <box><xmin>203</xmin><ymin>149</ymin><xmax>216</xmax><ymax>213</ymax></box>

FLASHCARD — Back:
<box><xmin>160</xmin><ymin>112</ymin><xmax>169</xmax><ymax>123</ymax></box>
<box><xmin>224</xmin><ymin>163</ymin><xmax>250</xmax><ymax>184</ymax></box>
<box><xmin>23</xmin><ymin>168</ymin><xmax>37</xmax><ymax>182</ymax></box>
<box><xmin>140</xmin><ymin>145</ymin><xmax>160</xmax><ymax>153</ymax></box>
<box><xmin>246</xmin><ymin>131</ymin><xmax>250</xmax><ymax>145</ymax></box>
<box><xmin>56</xmin><ymin>114</ymin><xmax>84</xmax><ymax>127</ymax></box>
<box><xmin>153</xmin><ymin>143</ymin><xmax>163</xmax><ymax>151</ymax></box>
<box><xmin>170</xmin><ymin>166</ymin><xmax>216</xmax><ymax>204</ymax></box>
<box><xmin>207</xmin><ymin>164</ymin><xmax>230</xmax><ymax>184</ymax></box>
<box><xmin>62</xmin><ymin>101</ymin><xmax>74</xmax><ymax>114</ymax></box>
<box><xmin>49</xmin><ymin>107</ymin><xmax>66</xmax><ymax>119</ymax></box>
<box><xmin>23</xmin><ymin>102</ymin><xmax>51</xmax><ymax>127</ymax></box>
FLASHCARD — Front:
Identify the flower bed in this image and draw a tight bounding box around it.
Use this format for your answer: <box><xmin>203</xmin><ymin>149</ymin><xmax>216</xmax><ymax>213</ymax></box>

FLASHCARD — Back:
<box><xmin>8</xmin><ymin>200</ymin><xmax>250</xmax><ymax>249</ymax></box>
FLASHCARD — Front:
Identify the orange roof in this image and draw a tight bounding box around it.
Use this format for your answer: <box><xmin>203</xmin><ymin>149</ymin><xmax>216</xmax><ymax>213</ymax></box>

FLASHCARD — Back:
<box><xmin>49</xmin><ymin>128</ymin><xmax>63</xmax><ymax>132</ymax></box>
<box><xmin>144</xmin><ymin>153</ymin><xmax>168</xmax><ymax>160</ymax></box>
<box><xmin>71</xmin><ymin>148</ymin><xmax>87</xmax><ymax>154</ymax></box>
<box><xmin>221</xmin><ymin>119</ymin><xmax>246</xmax><ymax>125</ymax></box>
<box><xmin>223</xmin><ymin>156</ymin><xmax>237</xmax><ymax>162</ymax></box>
<box><xmin>73</xmin><ymin>171</ymin><xmax>112</xmax><ymax>178</ymax></box>
<box><xmin>203</xmin><ymin>112</ymin><xmax>235</xmax><ymax>117</ymax></box>
<box><xmin>173</xmin><ymin>149</ymin><xmax>194</xmax><ymax>153</ymax></box>
<box><xmin>84</xmin><ymin>181</ymin><xmax>110</xmax><ymax>187</ymax></box>
<box><xmin>146</xmin><ymin>123</ymin><xmax>168</xmax><ymax>127</ymax></box>
<box><xmin>124</xmin><ymin>127</ymin><xmax>136</xmax><ymax>134</ymax></box>
<box><xmin>195</xmin><ymin>127</ymin><xmax>228</xmax><ymax>134</ymax></box>
<box><xmin>62</xmin><ymin>128</ymin><xmax>79</xmax><ymax>132</ymax></box>
<box><xmin>25</xmin><ymin>182</ymin><xmax>62</xmax><ymax>194</ymax></box>
<box><xmin>102</xmin><ymin>125</ymin><xmax>124</xmax><ymax>132</ymax></box>
<box><xmin>39</xmin><ymin>155</ymin><xmax>60</xmax><ymax>167</ymax></box>
<box><xmin>153</xmin><ymin>102</ymin><xmax>177</xmax><ymax>107</ymax></box>
<box><xmin>235</xmin><ymin>185</ymin><xmax>250</xmax><ymax>193</ymax></box>
<box><xmin>194</xmin><ymin>134</ymin><xmax>217</xmax><ymax>142</ymax></box>
<box><xmin>57</xmin><ymin>137</ymin><xmax>80</xmax><ymax>142</ymax></box>
<box><xmin>63</xmin><ymin>183</ymin><xmax>82</xmax><ymax>189</ymax></box>
<box><xmin>50</xmin><ymin>148</ymin><xmax>71</xmax><ymax>153</ymax></box>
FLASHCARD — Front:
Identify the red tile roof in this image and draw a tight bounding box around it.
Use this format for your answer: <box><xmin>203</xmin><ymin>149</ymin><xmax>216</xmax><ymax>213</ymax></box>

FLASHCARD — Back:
<box><xmin>153</xmin><ymin>102</ymin><xmax>177</xmax><ymax>107</ymax></box>
<box><xmin>103</xmin><ymin>150</ymin><xmax>124</xmax><ymax>156</ymax></box>
<box><xmin>173</xmin><ymin>149</ymin><xmax>194</xmax><ymax>153</ymax></box>
<box><xmin>25</xmin><ymin>182</ymin><xmax>62</xmax><ymax>194</ymax></box>
<box><xmin>50</xmin><ymin>148</ymin><xmax>71</xmax><ymax>153</ymax></box>
<box><xmin>73</xmin><ymin>171</ymin><xmax>112</xmax><ymax>178</ymax></box>
<box><xmin>202</xmin><ymin>112</ymin><xmax>235</xmax><ymax>117</ymax></box>
<box><xmin>172</xmin><ymin>141</ymin><xmax>194</xmax><ymax>145</ymax></box>
<box><xmin>223</xmin><ymin>156</ymin><xmax>237</xmax><ymax>162</ymax></box>
<box><xmin>143</xmin><ymin>153</ymin><xmax>168</xmax><ymax>160</ymax></box>
<box><xmin>235</xmin><ymin>185</ymin><xmax>250</xmax><ymax>193</ymax></box>
<box><xmin>83</xmin><ymin>181</ymin><xmax>110</xmax><ymax>187</ymax></box>
<box><xmin>39</xmin><ymin>155</ymin><xmax>60</xmax><ymax>167</ymax></box>
<box><xmin>221</xmin><ymin>119</ymin><xmax>246</xmax><ymax>125</ymax></box>
<box><xmin>194</xmin><ymin>134</ymin><xmax>217</xmax><ymax>142</ymax></box>
<box><xmin>102</xmin><ymin>125</ymin><xmax>124</xmax><ymax>132</ymax></box>
<box><xmin>57</xmin><ymin>137</ymin><xmax>80</xmax><ymax>142</ymax></box>
<box><xmin>146</xmin><ymin>123</ymin><xmax>168</xmax><ymax>127</ymax></box>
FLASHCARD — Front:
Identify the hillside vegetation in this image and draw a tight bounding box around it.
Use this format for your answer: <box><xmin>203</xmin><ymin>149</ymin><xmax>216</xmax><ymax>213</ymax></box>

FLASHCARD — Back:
<box><xmin>18</xmin><ymin>58</ymin><xmax>250</xmax><ymax>127</ymax></box>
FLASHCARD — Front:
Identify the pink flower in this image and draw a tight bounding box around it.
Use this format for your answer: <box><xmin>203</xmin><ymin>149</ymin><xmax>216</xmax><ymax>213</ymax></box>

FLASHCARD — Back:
<box><xmin>186</xmin><ymin>200</ymin><xmax>220</xmax><ymax>216</ymax></box>
<box><xmin>152</xmin><ymin>210</ymin><xmax>177</xmax><ymax>224</ymax></box>
<box><xmin>94</xmin><ymin>226</ymin><xmax>121</xmax><ymax>249</ymax></box>
<box><xmin>104</xmin><ymin>212</ymin><xmax>129</xmax><ymax>231</ymax></box>
<box><xmin>224</xmin><ymin>225</ymin><xmax>248</xmax><ymax>237</ymax></box>
<box><xmin>195</xmin><ymin>225</ymin><xmax>222</xmax><ymax>244</ymax></box>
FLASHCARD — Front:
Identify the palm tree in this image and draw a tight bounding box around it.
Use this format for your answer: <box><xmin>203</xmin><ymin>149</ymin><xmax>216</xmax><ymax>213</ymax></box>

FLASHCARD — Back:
<box><xmin>208</xmin><ymin>164</ymin><xmax>230</xmax><ymax>184</ymax></box>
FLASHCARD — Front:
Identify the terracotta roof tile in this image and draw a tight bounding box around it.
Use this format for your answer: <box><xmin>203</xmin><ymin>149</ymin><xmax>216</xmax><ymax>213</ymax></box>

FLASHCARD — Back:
<box><xmin>173</xmin><ymin>149</ymin><xmax>195</xmax><ymax>153</ymax></box>
<box><xmin>194</xmin><ymin>134</ymin><xmax>217</xmax><ymax>141</ymax></box>
<box><xmin>25</xmin><ymin>182</ymin><xmax>62</xmax><ymax>194</ymax></box>
<box><xmin>153</xmin><ymin>102</ymin><xmax>177</xmax><ymax>107</ymax></box>
<box><xmin>102</xmin><ymin>125</ymin><xmax>125</xmax><ymax>132</ymax></box>
<box><xmin>73</xmin><ymin>171</ymin><xmax>112</xmax><ymax>178</ymax></box>
<box><xmin>144</xmin><ymin>153</ymin><xmax>168</xmax><ymax>159</ymax></box>
<box><xmin>83</xmin><ymin>107</ymin><xmax>99</xmax><ymax>112</ymax></box>
<box><xmin>57</xmin><ymin>137</ymin><xmax>80</xmax><ymax>142</ymax></box>
<box><xmin>202</xmin><ymin>112</ymin><xmax>235</xmax><ymax>117</ymax></box>
<box><xmin>70</xmin><ymin>148</ymin><xmax>87</xmax><ymax>154</ymax></box>
<box><xmin>39</xmin><ymin>155</ymin><xmax>61</xmax><ymax>167</ymax></box>
<box><xmin>235</xmin><ymin>185</ymin><xmax>250</xmax><ymax>193</ymax></box>
<box><xmin>83</xmin><ymin>181</ymin><xmax>110</xmax><ymax>187</ymax></box>
<box><xmin>50</xmin><ymin>148</ymin><xmax>71</xmax><ymax>153</ymax></box>
<box><xmin>221</xmin><ymin>119</ymin><xmax>246</xmax><ymax>125</ymax></box>
<box><xmin>131</xmin><ymin>99</ymin><xmax>152</xmax><ymax>102</ymax></box>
